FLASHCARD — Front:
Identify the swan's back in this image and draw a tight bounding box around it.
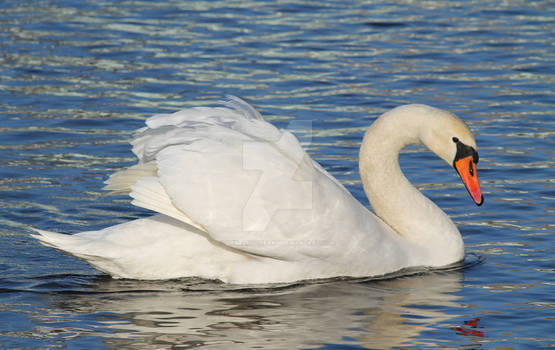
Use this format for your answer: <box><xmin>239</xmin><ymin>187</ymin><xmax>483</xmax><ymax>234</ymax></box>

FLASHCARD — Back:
<box><xmin>34</xmin><ymin>98</ymin><xmax>420</xmax><ymax>283</ymax></box>
<box><xmin>104</xmin><ymin>97</ymin><xmax>386</xmax><ymax>262</ymax></box>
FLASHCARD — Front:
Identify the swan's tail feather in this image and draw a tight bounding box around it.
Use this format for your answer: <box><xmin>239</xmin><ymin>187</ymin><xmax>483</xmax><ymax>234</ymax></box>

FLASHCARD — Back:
<box><xmin>31</xmin><ymin>228</ymin><xmax>88</xmax><ymax>251</ymax></box>
<box><xmin>31</xmin><ymin>228</ymin><xmax>99</xmax><ymax>263</ymax></box>
<box><xmin>31</xmin><ymin>228</ymin><xmax>127</xmax><ymax>278</ymax></box>
<box><xmin>31</xmin><ymin>228</ymin><xmax>104</xmax><ymax>262</ymax></box>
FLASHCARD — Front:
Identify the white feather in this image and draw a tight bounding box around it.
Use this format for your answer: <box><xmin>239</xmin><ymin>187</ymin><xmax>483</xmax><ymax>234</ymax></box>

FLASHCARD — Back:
<box><xmin>130</xmin><ymin>177</ymin><xmax>205</xmax><ymax>232</ymax></box>
<box><xmin>32</xmin><ymin>97</ymin><xmax>479</xmax><ymax>283</ymax></box>
<box><xmin>104</xmin><ymin>162</ymin><xmax>157</xmax><ymax>193</ymax></box>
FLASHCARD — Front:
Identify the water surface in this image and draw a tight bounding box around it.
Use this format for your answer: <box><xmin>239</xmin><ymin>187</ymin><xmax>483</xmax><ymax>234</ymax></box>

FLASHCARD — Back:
<box><xmin>1</xmin><ymin>0</ymin><xmax>553</xmax><ymax>349</ymax></box>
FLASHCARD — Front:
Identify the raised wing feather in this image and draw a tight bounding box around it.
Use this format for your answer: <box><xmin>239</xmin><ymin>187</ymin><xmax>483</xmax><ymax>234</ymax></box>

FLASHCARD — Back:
<box><xmin>113</xmin><ymin>97</ymin><xmax>361</xmax><ymax>260</ymax></box>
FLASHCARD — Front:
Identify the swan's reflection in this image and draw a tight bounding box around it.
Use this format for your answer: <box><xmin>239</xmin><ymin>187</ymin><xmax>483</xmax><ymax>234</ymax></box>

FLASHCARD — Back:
<box><xmin>50</xmin><ymin>272</ymin><xmax>465</xmax><ymax>349</ymax></box>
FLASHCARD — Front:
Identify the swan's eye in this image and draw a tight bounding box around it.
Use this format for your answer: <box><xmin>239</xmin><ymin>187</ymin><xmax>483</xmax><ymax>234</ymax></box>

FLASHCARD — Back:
<box><xmin>452</xmin><ymin>137</ymin><xmax>459</xmax><ymax>143</ymax></box>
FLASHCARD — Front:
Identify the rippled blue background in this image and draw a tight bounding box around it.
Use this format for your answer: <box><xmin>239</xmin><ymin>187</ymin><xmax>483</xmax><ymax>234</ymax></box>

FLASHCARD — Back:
<box><xmin>1</xmin><ymin>1</ymin><xmax>553</xmax><ymax>348</ymax></box>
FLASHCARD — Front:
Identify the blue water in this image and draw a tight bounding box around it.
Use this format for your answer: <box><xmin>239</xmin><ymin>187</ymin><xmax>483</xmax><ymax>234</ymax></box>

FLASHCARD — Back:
<box><xmin>1</xmin><ymin>0</ymin><xmax>553</xmax><ymax>348</ymax></box>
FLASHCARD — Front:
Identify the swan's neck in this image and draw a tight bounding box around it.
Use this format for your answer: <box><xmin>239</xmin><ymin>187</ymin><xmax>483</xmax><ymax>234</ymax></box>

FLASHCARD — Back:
<box><xmin>359</xmin><ymin>106</ymin><xmax>463</xmax><ymax>265</ymax></box>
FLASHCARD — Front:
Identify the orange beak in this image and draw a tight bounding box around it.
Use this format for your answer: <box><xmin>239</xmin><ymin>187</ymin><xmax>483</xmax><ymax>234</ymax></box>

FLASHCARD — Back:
<box><xmin>454</xmin><ymin>156</ymin><xmax>484</xmax><ymax>206</ymax></box>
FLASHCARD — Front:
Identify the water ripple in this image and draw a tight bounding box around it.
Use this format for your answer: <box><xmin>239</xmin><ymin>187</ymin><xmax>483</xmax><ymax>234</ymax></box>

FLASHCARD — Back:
<box><xmin>0</xmin><ymin>0</ymin><xmax>553</xmax><ymax>349</ymax></box>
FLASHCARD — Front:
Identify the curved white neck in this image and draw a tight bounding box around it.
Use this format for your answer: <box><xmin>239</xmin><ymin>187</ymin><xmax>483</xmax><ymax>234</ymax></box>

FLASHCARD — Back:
<box><xmin>359</xmin><ymin>106</ymin><xmax>464</xmax><ymax>265</ymax></box>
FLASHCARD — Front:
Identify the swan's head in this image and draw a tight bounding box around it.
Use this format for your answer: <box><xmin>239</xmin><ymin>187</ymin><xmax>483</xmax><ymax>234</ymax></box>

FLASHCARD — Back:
<box><xmin>416</xmin><ymin>105</ymin><xmax>484</xmax><ymax>206</ymax></box>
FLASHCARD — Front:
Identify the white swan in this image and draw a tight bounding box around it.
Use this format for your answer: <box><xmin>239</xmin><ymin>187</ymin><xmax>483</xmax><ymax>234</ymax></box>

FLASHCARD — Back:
<box><xmin>32</xmin><ymin>97</ymin><xmax>483</xmax><ymax>284</ymax></box>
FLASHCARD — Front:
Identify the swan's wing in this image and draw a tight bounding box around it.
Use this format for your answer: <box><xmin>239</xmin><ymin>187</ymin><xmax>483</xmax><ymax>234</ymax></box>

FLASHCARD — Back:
<box><xmin>104</xmin><ymin>96</ymin><xmax>270</xmax><ymax>193</ymax></box>
<box><xmin>114</xmin><ymin>97</ymin><xmax>358</xmax><ymax>261</ymax></box>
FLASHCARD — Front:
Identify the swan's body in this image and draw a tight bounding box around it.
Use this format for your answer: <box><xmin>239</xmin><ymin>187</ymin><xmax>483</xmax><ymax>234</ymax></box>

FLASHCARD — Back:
<box><xmin>33</xmin><ymin>97</ymin><xmax>483</xmax><ymax>283</ymax></box>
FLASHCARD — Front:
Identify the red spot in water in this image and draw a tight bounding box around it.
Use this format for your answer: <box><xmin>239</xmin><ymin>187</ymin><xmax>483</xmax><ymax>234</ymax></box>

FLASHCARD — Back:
<box><xmin>452</xmin><ymin>327</ymin><xmax>484</xmax><ymax>337</ymax></box>
<box><xmin>451</xmin><ymin>317</ymin><xmax>484</xmax><ymax>340</ymax></box>
<box><xmin>465</xmin><ymin>318</ymin><xmax>480</xmax><ymax>328</ymax></box>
